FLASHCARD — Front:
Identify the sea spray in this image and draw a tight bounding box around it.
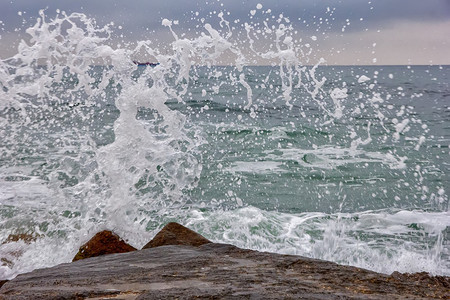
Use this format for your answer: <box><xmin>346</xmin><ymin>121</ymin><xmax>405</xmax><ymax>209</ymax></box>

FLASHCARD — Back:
<box><xmin>0</xmin><ymin>7</ymin><xmax>448</xmax><ymax>280</ymax></box>
<box><xmin>0</xmin><ymin>11</ymin><xmax>204</xmax><ymax>278</ymax></box>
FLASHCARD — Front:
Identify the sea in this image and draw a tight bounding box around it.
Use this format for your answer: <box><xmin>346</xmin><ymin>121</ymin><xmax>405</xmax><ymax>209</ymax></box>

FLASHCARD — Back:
<box><xmin>0</xmin><ymin>12</ymin><xmax>449</xmax><ymax>280</ymax></box>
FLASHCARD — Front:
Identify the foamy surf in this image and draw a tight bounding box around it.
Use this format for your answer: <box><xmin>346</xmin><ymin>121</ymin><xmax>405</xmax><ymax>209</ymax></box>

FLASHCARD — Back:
<box><xmin>185</xmin><ymin>206</ymin><xmax>450</xmax><ymax>276</ymax></box>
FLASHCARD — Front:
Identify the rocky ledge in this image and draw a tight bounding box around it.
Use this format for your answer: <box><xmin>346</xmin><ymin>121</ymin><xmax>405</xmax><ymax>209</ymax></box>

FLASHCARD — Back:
<box><xmin>0</xmin><ymin>223</ymin><xmax>448</xmax><ymax>299</ymax></box>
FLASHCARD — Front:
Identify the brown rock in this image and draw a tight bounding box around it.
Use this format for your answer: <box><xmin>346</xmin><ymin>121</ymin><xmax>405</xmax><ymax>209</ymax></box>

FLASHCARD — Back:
<box><xmin>2</xmin><ymin>233</ymin><xmax>39</xmax><ymax>245</ymax></box>
<box><xmin>142</xmin><ymin>222</ymin><xmax>211</xmax><ymax>249</ymax></box>
<box><xmin>72</xmin><ymin>230</ymin><xmax>136</xmax><ymax>262</ymax></box>
<box><xmin>389</xmin><ymin>271</ymin><xmax>450</xmax><ymax>289</ymax></box>
<box><xmin>1</xmin><ymin>233</ymin><xmax>41</xmax><ymax>269</ymax></box>
<box><xmin>0</xmin><ymin>280</ymin><xmax>8</xmax><ymax>289</ymax></box>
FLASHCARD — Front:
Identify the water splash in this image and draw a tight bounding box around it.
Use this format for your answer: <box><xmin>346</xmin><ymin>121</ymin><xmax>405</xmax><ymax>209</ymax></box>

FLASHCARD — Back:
<box><xmin>0</xmin><ymin>8</ymin><xmax>448</xmax><ymax>279</ymax></box>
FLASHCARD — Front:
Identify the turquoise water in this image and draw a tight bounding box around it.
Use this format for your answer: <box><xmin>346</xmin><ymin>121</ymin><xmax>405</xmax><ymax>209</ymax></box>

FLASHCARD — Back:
<box><xmin>0</xmin><ymin>12</ymin><xmax>449</xmax><ymax>279</ymax></box>
<box><xmin>184</xmin><ymin>65</ymin><xmax>449</xmax><ymax>213</ymax></box>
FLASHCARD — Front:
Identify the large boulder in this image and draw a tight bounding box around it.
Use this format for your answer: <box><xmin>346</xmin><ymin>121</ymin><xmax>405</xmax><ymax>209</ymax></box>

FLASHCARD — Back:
<box><xmin>142</xmin><ymin>222</ymin><xmax>211</xmax><ymax>249</ymax></box>
<box><xmin>72</xmin><ymin>230</ymin><xmax>136</xmax><ymax>262</ymax></box>
<box><xmin>1</xmin><ymin>243</ymin><xmax>448</xmax><ymax>299</ymax></box>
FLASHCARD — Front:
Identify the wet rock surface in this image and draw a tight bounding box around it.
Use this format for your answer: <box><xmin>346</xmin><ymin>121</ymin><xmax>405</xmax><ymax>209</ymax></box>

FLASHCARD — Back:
<box><xmin>73</xmin><ymin>230</ymin><xmax>137</xmax><ymax>262</ymax></box>
<box><xmin>1</xmin><ymin>242</ymin><xmax>448</xmax><ymax>299</ymax></box>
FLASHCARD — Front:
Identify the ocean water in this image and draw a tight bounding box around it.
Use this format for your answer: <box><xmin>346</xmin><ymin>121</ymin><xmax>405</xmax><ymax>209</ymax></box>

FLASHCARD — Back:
<box><xmin>0</xmin><ymin>11</ymin><xmax>449</xmax><ymax>280</ymax></box>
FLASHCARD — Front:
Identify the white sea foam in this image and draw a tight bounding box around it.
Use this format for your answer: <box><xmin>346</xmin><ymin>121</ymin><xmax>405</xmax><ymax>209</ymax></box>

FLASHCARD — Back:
<box><xmin>186</xmin><ymin>206</ymin><xmax>450</xmax><ymax>276</ymax></box>
<box><xmin>263</xmin><ymin>146</ymin><xmax>407</xmax><ymax>170</ymax></box>
<box><xmin>225</xmin><ymin>161</ymin><xmax>286</xmax><ymax>174</ymax></box>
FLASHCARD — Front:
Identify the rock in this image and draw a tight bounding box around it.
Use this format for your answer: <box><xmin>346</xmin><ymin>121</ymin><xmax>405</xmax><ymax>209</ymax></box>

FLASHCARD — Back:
<box><xmin>1</xmin><ymin>233</ymin><xmax>41</xmax><ymax>269</ymax></box>
<box><xmin>0</xmin><ymin>243</ymin><xmax>448</xmax><ymax>299</ymax></box>
<box><xmin>0</xmin><ymin>281</ymin><xmax>7</xmax><ymax>289</ymax></box>
<box><xmin>2</xmin><ymin>233</ymin><xmax>39</xmax><ymax>244</ymax></box>
<box><xmin>72</xmin><ymin>230</ymin><xmax>137</xmax><ymax>262</ymax></box>
<box><xmin>142</xmin><ymin>222</ymin><xmax>211</xmax><ymax>249</ymax></box>
<box><xmin>389</xmin><ymin>271</ymin><xmax>450</xmax><ymax>289</ymax></box>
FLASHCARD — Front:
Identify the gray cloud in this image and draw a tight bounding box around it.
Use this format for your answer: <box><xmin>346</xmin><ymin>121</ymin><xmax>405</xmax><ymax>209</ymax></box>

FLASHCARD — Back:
<box><xmin>2</xmin><ymin>0</ymin><xmax>450</xmax><ymax>34</ymax></box>
<box><xmin>1</xmin><ymin>0</ymin><xmax>449</xmax><ymax>64</ymax></box>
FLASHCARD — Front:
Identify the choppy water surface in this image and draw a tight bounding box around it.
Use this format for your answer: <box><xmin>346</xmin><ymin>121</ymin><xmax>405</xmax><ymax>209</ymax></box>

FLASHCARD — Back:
<box><xmin>0</xmin><ymin>10</ymin><xmax>449</xmax><ymax>279</ymax></box>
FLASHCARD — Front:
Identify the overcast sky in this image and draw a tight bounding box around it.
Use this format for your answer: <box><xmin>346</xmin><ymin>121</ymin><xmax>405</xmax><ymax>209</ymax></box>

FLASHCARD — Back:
<box><xmin>1</xmin><ymin>0</ymin><xmax>449</xmax><ymax>65</ymax></box>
